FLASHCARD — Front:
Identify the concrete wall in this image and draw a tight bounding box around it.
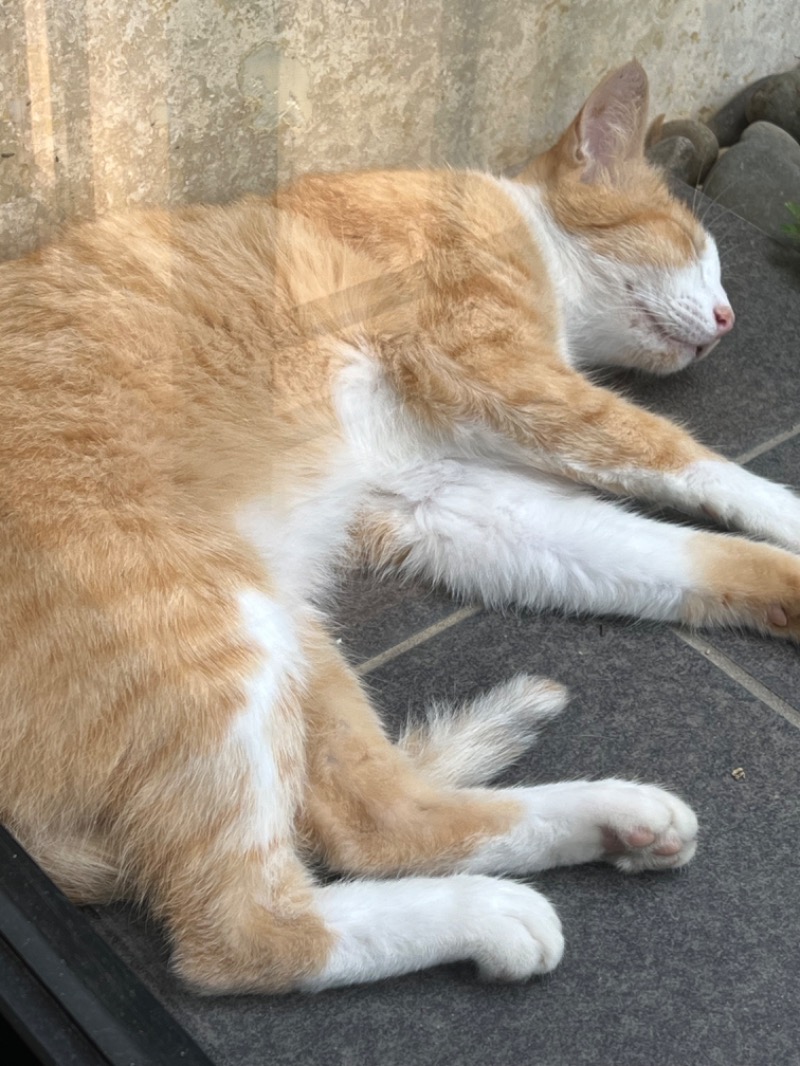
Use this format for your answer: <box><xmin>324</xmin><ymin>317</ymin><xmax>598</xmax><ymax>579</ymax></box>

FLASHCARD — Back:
<box><xmin>1</xmin><ymin>0</ymin><xmax>795</xmax><ymax>259</ymax></box>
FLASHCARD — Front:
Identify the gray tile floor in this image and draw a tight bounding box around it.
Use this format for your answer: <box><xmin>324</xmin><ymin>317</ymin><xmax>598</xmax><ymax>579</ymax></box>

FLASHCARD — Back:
<box><xmin>88</xmin><ymin>202</ymin><xmax>800</xmax><ymax>1065</ymax></box>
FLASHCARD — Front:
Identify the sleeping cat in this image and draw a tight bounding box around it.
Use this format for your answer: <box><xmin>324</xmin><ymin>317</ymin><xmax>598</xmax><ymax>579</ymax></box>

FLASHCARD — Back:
<box><xmin>2</xmin><ymin>60</ymin><xmax>799</xmax><ymax>994</ymax></box>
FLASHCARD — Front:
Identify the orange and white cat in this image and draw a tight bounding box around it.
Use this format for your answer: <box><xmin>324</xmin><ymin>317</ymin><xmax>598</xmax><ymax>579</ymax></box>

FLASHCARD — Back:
<box><xmin>1</xmin><ymin>61</ymin><xmax>798</xmax><ymax>993</ymax></box>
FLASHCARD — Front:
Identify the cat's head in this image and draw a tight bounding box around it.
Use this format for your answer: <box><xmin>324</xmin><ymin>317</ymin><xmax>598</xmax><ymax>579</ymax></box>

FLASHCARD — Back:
<box><xmin>516</xmin><ymin>61</ymin><xmax>733</xmax><ymax>375</ymax></box>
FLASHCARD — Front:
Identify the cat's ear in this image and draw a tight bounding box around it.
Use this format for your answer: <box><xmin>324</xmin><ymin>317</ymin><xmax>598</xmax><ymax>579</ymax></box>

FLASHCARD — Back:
<box><xmin>560</xmin><ymin>61</ymin><xmax>650</xmax><ymax>183</ymax></box>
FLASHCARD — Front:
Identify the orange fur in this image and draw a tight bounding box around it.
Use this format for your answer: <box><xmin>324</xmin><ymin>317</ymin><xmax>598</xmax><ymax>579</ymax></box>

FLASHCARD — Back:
<box><xmin>298</xmin><ymin>632</ymin><xmax>521</xmax><ymax>877</ymax></box>
<box><xmin>687</xmin><ymin>534</ymin><xmax>800</xmax><ymax>637</ymax></box>
<box><xmin>0</xmin><ymin>61</ymin><xmax>796</xmax><ymax>993</ymax></box>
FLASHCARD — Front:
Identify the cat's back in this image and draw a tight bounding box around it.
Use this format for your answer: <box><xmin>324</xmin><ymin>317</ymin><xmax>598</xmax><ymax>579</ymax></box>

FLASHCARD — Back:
<box><xmin>0</xmin><ymin>211</ymin><xmax>203</xmax><ymax>540</ymax></box>
<box><xmin>0</xmin><ymin>198</ymin><xmax>367</xmax><ymax>509</ymax></box>
<box><xmin>0</xmin><ymin>202</ymin><xmax>291</xmax><ymax>392</ymax></box>
<box><xmin>277</xmin><ymin>168</ymin><xmax>550</xmax><ymax>284</ymax></box>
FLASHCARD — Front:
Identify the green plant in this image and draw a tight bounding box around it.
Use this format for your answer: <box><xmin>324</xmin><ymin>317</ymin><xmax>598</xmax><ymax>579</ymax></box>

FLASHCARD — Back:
<box><xmin>784</xmin><ymin>202</ymin><xmax>800</xmax><ymax>239</ymax></box>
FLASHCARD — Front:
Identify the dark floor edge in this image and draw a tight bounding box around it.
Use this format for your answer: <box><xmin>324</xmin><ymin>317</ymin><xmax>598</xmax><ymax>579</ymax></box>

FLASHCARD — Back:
<box><xmin>0</xmin><ymin>827</ymin><xmax>213</xmax><ymax>1066</ymax></box>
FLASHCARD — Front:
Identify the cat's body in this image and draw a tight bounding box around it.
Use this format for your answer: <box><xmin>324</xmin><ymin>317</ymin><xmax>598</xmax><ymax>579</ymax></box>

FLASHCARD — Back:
<box><xmin>2</xmin><ymin>62</ymin><xmax>799</xmax><ymax>992</ymax></box>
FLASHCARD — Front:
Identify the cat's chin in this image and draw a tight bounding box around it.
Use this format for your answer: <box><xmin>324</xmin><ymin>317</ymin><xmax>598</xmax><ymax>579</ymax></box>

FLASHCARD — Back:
<box><xmin>606</xmin><ymin>344</ymin><xmax>705</xmax><ymax>376</ymax></box>
<box><xmin>648</xmin><ymin>349</ymin><xmax>699</xmax><ymax>375</ymax></box>
<box><xmin>635</xmin><ymin>320</ymin><xmax>728</xmax><ymax>372</ymax></box>
<box><xmin>651</xmin><ymin>345</ymin><xmax>703</xmax><ymax>375</ymax></box>
<box><xmin>655</xmin><ymin>337</ymin><xmax>722</xmax><ymax>374</ymax></box>
<box><xmin>695</xmin><ymin>337</ymin><xmax>721</xmax><ymax>361</ymax></box>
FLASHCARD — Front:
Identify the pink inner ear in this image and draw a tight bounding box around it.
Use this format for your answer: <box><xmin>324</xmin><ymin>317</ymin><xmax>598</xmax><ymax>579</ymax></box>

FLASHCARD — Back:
<box><xmin>583</xmin><ymin>103</ymin><xmax>623</xmax><ymax>170</ymax></box>
<box><xmin>577</xmin><ymin>62</ymin><xmax>649</xmax><ymax>181</ymax></box>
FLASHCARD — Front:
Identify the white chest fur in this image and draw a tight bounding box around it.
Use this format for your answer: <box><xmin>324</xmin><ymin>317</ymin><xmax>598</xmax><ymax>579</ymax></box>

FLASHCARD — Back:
<box><xmin>235</xmin><ymin>346</ymin><xmax>424</xmax><ymax>601</ymax></box>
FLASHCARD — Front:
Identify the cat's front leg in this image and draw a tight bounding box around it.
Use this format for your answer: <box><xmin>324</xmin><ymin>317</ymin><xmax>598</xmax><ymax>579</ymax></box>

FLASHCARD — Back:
<box><xmin>619</xmin><ymin>457</ymin><xmax>800</xmax><ymax>556</ymax></box>
<box><xmin>383</xmin><ymin>342</ymin><xmax>800</xmax><ymax>554</ymax></box>
<box><xmin>358</xmin><ymin>461</ymin><xmax>800</xmax><ymax>638</ymax></box>
<box><xmin>512</xmin><ymin>375</ymin><xmax>800</xmax><ymax>555</ymax></box>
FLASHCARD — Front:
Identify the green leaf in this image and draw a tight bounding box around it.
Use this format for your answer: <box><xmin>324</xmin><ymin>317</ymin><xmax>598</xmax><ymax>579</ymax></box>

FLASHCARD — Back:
<box><xmin>783</xmin><ymin>202</ymin><xmax>800</xmax><ymax>238</ymax></box>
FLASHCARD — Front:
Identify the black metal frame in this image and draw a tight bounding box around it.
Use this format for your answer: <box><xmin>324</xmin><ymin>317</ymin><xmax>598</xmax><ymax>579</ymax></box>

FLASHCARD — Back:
<box><xmin>0</xmin><ymin>826</ymin><xmax>213</xmax><ymax>1066</ymax></box>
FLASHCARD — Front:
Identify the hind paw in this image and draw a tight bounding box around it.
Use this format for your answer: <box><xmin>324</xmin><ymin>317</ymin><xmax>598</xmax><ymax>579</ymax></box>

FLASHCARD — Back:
<box><xmin>595</xmin><ymin>781</ymin><xmax>698</xmax><ymax>872</ymax></box>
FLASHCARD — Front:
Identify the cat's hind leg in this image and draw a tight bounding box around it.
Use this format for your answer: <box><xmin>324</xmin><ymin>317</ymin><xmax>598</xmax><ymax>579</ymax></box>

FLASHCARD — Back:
<box><xmin>357</xmin><ymin>459</ymin><xmax>800</xmax><ymax>637</ymax></box>
<box><xmin>301</xmin><ymin>637</ymin><xmax>697</xmax><ymax>879</ymax></box>
<box><xmin>297</xmin><ymin>634</ymin><xmax>696</xmax><ymax>989</ymax></box>
<box><xmin>96</xmin><ymin>587</ymin><xmax>335</xmax><ymax>994</ymax></box>
<box><xmin>460</xmin><ymin>779</ymin><xmax>698</xmax><ymax>878</ymax></box>
<box><xmin>304</xmin><ymin>775</ymin><xmax>695</xmax><ymax>990</ymax></box>
<box><xmin>135</xmin><ymin>588</ymin><xmax>562</xmax><ymax>992</ymax></box>
<box><xmin>45</xmin><ymin>575</ymin><xmax>688</xmax><ymax>993</ymax></box>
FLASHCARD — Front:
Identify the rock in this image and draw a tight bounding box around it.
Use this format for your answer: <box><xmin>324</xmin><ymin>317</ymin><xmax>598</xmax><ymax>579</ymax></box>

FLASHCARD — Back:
<box><xmin>704</xmin><ymin>74</ymin><xmax>774</xmax><ymax>147</ymax></box>
<box><xmin>645</xmin><ymin>113</ymin><xmax>666</xmax><ymax>148</ymax></box>
<box><xmin>745</xmin><ymin>67</ymin><xmax>800</xmax><ymax>143</ymax></box>
<box><xmin>648</xmin><ymin>119</ymin><xmax>719</xmax><ymax>181</ymax></box>
<box><xmin>646</xmin><ymin>135</ymin><xmax>702</xmax><ymax>186</ymax></box>
<box><xmin>702</xmin><ymin>121</ymin><xmax>800</xmax><ymax>243</ymax></box>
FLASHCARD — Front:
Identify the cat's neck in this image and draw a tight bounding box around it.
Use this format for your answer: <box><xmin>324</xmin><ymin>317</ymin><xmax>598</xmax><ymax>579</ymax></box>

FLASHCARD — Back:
<box><xmin>495</xmin><ymin>177</ymin><xmax>604</xmax><ymax>368</ymax></box>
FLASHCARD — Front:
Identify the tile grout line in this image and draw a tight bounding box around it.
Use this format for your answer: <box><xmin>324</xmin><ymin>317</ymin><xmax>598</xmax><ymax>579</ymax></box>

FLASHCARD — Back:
<box><xmin>355</xmin><ymin>606</ymin><xmax>481</xmax><ymax>675</ymax></box>
<box><xmin>674</xmin><ymin>629</ymin><xmax>800</xmax><ymax>731</ymax></box>
<box><xmin>732</xmin><ymin>421</ymin><xmax>800</xmax><ymax>466</ymax></box>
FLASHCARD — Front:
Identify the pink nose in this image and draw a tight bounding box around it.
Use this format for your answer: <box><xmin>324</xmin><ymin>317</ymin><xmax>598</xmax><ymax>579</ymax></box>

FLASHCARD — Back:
<box><xmin>714</xmin><ymin>305</ymin><xmax>735</xmax><ymax>336</ymax></box>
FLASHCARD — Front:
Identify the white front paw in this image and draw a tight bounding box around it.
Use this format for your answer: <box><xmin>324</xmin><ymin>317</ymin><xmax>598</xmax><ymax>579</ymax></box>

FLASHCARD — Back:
<box><xmin>595</xmin><ymin>781</ymin><xmax>699</xmax><ymax>873</ymax></box>
<box><xmin>457</xmin><ymin>876</ymin><xmax>564</xmax><ymax>980</ymax></box>
<box><xmin>686</xmin><ymin>460</ymin><xmax>800</xmax><ymax>553</ymax></box>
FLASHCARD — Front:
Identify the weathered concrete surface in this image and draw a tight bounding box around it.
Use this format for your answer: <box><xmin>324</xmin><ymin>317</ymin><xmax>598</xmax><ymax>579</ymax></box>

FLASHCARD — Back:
<box><xmin>1</xmin><ymin>0</ymin><xmax>797</xmax><ymax>258</ymax></box>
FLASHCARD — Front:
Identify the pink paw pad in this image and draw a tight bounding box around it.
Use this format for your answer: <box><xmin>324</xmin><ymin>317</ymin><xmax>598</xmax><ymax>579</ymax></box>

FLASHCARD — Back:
<box><xmin>652</xmin><ymin>835</ymin><xmax>683</xmax><ymax>857</ymax></box>
<box><xmin>601</xmin><ymin>825</ymin><xmax>684</xmax><ymax>859</ymax></box>
<box><xmin>601</xmin><ymin>826</ymin><xmax>659</xmax><ymax>853</ymax></box>
<box><xmin>623</xmin><ymin>827</ymin><xmax>656</xmax><ymax>848</ymax></box>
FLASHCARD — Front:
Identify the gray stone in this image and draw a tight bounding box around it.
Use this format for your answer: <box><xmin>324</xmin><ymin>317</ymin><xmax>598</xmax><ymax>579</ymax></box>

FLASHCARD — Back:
<box><xmin>745</xmin><ymin>67</ymin><xmax>800</xmax><ymax>144</ymax></box>
<box><xmin>702</xmin><ymin>121</ymin><xmax>800</xmax><ymax>243</ymax></box>
<box><xmin>646</xmin><ymin>135</ymin><xmax>702</xmax><ymax>186</ymax></box>
<box><xmin>704</xmin><ymin>74</ymin><xmax>774</xmax><ymax>146</ymax></box>
<box><xmin>649</xmin><ymin>119</ymin><xmax>719</xmax><ymax>181</ymax></box>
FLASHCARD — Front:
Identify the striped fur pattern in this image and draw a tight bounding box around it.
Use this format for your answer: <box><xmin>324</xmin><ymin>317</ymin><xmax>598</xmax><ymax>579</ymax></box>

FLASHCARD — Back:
<box><xmin>0</xmin><ymin>62</ymin><xmax>794</xmax><ymax>992</ymax></box>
